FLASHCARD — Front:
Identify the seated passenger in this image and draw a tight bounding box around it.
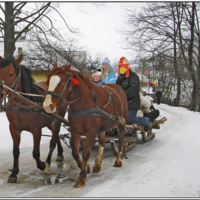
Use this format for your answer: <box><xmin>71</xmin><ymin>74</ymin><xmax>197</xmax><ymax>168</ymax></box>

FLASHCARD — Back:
<box><xmin>101</xmin><ymin>57</ymin><xmax>116</xmax><ymax>84</ymax></box>
<box><xmin>116</xmin><ymin>56</ymin><xmax>150</xmax><ymax>131</ymax></box>
<box><xmin>91</xmin><ymin>69</ymin><xmax>105</xmax><ymax>86</ymax></box>
<box><xmin>143</xmin><ymin>100</ymin><xmax>160</xmax><ymax>123</ymax></box>
<box><xmin>137</xmin><ymin>88</ymin><xmax>160</xmax><ymax>123</ymax></box>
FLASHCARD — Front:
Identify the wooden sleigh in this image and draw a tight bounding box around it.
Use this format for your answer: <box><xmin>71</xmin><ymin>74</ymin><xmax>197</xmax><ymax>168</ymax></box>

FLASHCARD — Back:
<box><xmin>58</xmin><ymin>117</ymin><xmax>166</xmax><ymax>157</ymax></box>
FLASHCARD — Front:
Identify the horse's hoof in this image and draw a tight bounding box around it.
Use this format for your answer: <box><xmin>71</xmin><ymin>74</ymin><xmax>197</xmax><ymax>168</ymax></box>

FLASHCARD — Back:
<box><xmin>74</xmin><ymin>181</ymin><xmax>85</xmax><ymax>188</ymax></box>
<box><xmin>42</xmin><ymin>162</ymin><xmax>53</xmax><ymax>175</ymax></box>
<box><xmin>87</xmin><ymin>164</ymin><xmax>90</xmax><ymax>174</ymax></box>
<box><xmin>114</xmin><ymin>161</ymin><xmax>122</xmax><ymax>168</ymax></box>
<box><xmin>7</xmin><ymin>177</ymin><xmax>17</xmax><ymax>183</ymax></box>
<box><xmin>56</xmin><ymin>155</ymin><xmax>64</xmax><ymax>162</ymax></box>
<box><xmin>92</xmin><ymin>165</ymin><xmax>101</xmax><ymax>173</ymax></box>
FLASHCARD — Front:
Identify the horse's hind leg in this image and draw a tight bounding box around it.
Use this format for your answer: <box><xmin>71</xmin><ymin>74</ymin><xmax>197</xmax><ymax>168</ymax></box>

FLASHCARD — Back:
<box><xmin>7</xmin><ymin>125</ymin><xmax>21</xmax><ymax>183</ymax></box>
<box><xmin>93</xmin><ymin>132</ymin><xmax>105</xmax><ymax>173</ymax></box>
<box><xmin>114</xmin><ymin>125</ymin><xmax>125</xmax><ymax>168</ymax></box>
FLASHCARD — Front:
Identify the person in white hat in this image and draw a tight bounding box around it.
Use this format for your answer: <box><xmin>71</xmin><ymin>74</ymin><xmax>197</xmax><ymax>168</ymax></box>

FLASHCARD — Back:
<box><xmin>91</xmin><ymin>69</ymin><xmax>106</xmax><ymax>86</ymax></box>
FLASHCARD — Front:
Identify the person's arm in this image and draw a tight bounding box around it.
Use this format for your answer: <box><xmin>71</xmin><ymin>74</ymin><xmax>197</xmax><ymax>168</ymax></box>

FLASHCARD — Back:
<box><xmin>124</xmin><ymin>75</ymin><xmax>140</xmax><ymax>99</ymax></box>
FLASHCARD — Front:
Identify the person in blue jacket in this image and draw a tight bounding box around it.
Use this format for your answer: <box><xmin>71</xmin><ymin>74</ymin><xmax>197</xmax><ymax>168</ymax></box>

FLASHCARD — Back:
<box><xmin>101</xmin><ymin>57</ymin><xmax>116</xmax><ymax>84</ymax></box>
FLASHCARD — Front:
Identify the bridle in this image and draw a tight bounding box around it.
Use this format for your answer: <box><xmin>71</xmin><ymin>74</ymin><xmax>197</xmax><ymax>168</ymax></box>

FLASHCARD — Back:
<box><xmin>45</xmin><ymin>73</ymin><xmax>80</xmax><ymax>107</ymax></box>
<box><xmin>0</xmin><ymin>67</ymin><xmax>21</xmax><ymax>102</ymax></box>
<box><xmin>0</xmin><ymin>67</ymin><xmax>21</xmax><ymax>90</ymax></box>
<box><xmin>45</xmin><ymin>73</ymin><xmax>72</xmax><ymax>99</ymax></box>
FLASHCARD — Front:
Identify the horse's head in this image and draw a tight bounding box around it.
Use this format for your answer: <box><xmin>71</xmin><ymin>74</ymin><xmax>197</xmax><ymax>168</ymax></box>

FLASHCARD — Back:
<box><xmin>43</xmin><ymin>64</ymin><xmax>73</xmax><ymax>113</ymax></box>
<box><xmin>0</xmin><ymin>55</ymin><xmax>22</xmax><ymax>87</ymax></box>
<box><xmin>0</xmin><ymin>55</ymin><xmax>22</xmax><ymax>101</ymax></box>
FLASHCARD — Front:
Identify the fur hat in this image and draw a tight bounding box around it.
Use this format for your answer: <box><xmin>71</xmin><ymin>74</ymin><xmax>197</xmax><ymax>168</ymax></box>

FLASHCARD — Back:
<box><xmin>92</xmin><ymin>69</ymin><xmax>102</xmax><ymax>77</ymax></box>
<box><xmin>118</xmin><ymin>57</ymin><xmax>129</xmax><ymax>78</ymax></box>
<box><xmin>102</xmin><ymin>57</ymin><xmax>110</xmax><ymax>66</ymax></box>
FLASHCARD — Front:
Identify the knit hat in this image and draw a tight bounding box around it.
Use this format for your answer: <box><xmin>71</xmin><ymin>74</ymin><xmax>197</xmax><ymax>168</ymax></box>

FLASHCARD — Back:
<box><xmin>118</xmin><ymin>57</ymin><xmax>129</xmax><ymax>78</ymax></box>
<box><xmin>102</xmin><ymin>57</ymin><xmax>110</xmax><ymax>66</ymax></box>
<box><xmin>92</xmin><ymin>69</ymin><xmax>102</xmax><ymax>77</ymax></box>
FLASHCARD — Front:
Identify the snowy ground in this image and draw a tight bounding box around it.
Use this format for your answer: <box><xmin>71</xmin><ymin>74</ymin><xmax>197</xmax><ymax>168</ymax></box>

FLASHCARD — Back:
<box><xmin>0</xmin><ymin>103</ymin><xmax>200</xmax><ymax>198</ymax></box>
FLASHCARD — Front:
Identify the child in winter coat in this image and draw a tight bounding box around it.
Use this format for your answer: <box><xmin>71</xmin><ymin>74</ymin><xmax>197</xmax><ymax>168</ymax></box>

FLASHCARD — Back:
<box><xmin>91</xmin><ymin>69</ymin><xmax>105</xmax><ymax>86</ymax></box>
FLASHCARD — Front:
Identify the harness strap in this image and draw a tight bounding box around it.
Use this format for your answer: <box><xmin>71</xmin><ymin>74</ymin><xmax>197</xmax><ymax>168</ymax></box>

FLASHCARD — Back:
<box><xmin>100</xmin><ymin>86</ymin><xmax>117</xmax><ymax>117</ymax></box>
<box><xmin>33</xmin><ymin>82</ymin><xmax>48</xmax><ymax>90</ymax></box>
<box><xmin>10</xmin><ymin>67</ymin><xmax>21</xmax><ymax>90</ymax></box>
<box><xmin>3</xmin><ymin>103</ymin><xmax>40</xmax><ymax>113</ymax></box>
<box><xmin>101</xmin><ymin>85</ymin><xmax>124</xmax><ymax>118</ymax></box>
<box><xmin>68</xmin><ymin>106</ymin><xmax>116</xmax><ymax>121</ymax></box>
<box><xmin>17</xmin><ymin>91</ymin><xmax>46</xmax><ymax>97</ymax></box>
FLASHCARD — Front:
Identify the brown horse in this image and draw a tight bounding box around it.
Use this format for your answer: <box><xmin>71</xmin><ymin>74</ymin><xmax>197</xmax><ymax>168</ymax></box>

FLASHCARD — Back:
<box><xmin>43</xmin><ymin>64</ymin><xmax>128</xmax><ymax>187</ymax></box>
<box><xmin>0</xmin><ymin>55</ymin><xmax>68</xmax><ymax>183</ymax></box>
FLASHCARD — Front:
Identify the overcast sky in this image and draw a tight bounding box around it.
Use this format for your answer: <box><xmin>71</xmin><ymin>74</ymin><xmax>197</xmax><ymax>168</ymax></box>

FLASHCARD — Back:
<box><xmin>59</xmin><ymin>2</ymin><xmax>144</xmax><ymax>65</ymax></box>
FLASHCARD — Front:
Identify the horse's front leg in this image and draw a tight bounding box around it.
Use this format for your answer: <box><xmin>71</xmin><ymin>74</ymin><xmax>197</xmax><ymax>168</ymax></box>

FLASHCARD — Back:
<box><xmin>70</xmin><ymin>129</ymin><xmax>82</xmax><ymax>170</ymax></box>
<box><xmin>93</xmin><ymin>131</ymin><xmax>105</xmax><ymax>173</ymax></box>
<box><xmin>7</xmin><ymin>125</ymin><xmax>21</xmax><ymax>183</ymax></box>
<box><xmin>32</xmin><ymin>129</ymin><xmax>49</xmax><ymax>174</ymax></box>
<box><xmin>46</xmin><ymin>121</ymin><xmax>64</xmax><ymax>165</ymax></box>
<box><xmin>75</xmin><ymin>131</ymin><xmax>96</xmax><ymax>188</ymax></box>
<box><xmin>114</xmin><ymin>125</ymin><xmax>125</xmax><ymax>167</ymax></box>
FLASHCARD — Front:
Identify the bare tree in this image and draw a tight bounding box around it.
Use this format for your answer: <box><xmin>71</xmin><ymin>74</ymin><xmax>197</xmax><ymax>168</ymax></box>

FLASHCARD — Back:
<box><xmin>0</xmin><ymin>2</ymin><xmax>77</xmax><ymax>57</ymax></box>
<box><xmin>120</xmin><ymin>2</ymin><xmax>200</xmax><ymax>110</ymax></box>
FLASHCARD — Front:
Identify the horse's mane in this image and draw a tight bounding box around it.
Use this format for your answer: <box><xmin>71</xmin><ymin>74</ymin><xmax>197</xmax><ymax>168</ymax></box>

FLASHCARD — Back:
<box><xmin>20</xmin><ymin>65</ymin><xmax>43</xmax><ymax>103</ymax></box>
<box><xmin>0</xmin><ymin>56</ymin><xmax>42</xmax><ymax>103</ymax></box>
<box><xmin>70</xmin><ymin>70</ymin><xmax>95</xmax><ymax>100</ymax></box>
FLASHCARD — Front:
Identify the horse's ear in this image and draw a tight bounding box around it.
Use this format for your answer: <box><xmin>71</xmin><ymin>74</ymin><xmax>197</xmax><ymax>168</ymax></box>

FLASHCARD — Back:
<box><xmin>0</xmin><ymin>56</ymin><xmax>3</xmax><ymax>61</ymax></box>
<box><xmin>52</xmin><ymin>64</ymin><xmax>58</xmax><ymax>70</ymax></box>
<box><xmin>15</xmin><ymin>55</ymin><xmax>23</xmax><ymax>66</ymax></box>
<box><xmin>63</xmin><ymin>64</ymin><xmax>71</xmax><ymax>74</ymax></box>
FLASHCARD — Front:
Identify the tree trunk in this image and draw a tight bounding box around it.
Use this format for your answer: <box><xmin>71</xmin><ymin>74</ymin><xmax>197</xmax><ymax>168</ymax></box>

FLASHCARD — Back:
<box><xmin>172</xmin><ymin>3</ymin><xmax>180</xmax><ymax>106</ymax></box>
<box><xmin>188</xmin><ymin>3</ymin><xmax>198</xmax><ymax>111</ymax></box>
<box><xmin>4</xmin><ymin>2</ymin><xmax>15</xmax><ymax>58</ymax></box>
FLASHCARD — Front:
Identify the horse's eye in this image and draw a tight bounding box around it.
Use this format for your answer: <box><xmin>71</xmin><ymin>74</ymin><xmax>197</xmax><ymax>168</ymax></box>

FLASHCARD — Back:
<box><xmin>10</xmin><ymin>73</ymin><xmax>13</xmax><ymax>77</ymax></box>
<box><xmin>58</xmin><ymin>82</ymin><xmax>62</xmax><ymax>86</ymax></box>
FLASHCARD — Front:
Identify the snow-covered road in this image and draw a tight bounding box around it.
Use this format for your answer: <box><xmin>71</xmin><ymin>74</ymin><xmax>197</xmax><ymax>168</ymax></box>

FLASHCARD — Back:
<box><xmin>0</xmin><ymin>104</ymin><xmax>200</xmax><ymax>198</ymax></box>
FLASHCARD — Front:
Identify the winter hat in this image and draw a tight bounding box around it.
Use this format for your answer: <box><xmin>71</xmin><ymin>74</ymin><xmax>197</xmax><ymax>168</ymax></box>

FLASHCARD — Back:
<box><xmin>118</xmin><ymin>57</ymin><xmax>129</xmax><ymax>78</ymax></box>
<box><xmin>92</xmin><ymin>69</ymin><xmax>102</xmax><ymax>77</ymax></box>
<box><xmin>102</xmin><ymin>57</ymin><xmax>110</xmax><ymax>66</ymax></box>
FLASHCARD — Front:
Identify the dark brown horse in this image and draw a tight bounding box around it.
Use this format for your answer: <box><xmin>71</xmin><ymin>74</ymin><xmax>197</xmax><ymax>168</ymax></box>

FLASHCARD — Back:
<box><xmin>43</xmin><ymin>64</ymin><xmax>128</xmax><ymax>187</ymax></box>
<box><xmin>0</xmin><ymin>55</ymin><xmax>68</xmax><ymax>183</ymax></box>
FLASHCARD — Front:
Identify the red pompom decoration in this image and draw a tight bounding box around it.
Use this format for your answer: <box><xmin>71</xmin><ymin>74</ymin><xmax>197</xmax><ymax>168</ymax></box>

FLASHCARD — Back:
<box><xmin>150</xmin><ymin>81</ymin><xmax>155</xmax><ymax>86</ymax></box>
<box><xmin>70</xmin><ymin>78</ymin><xmax>79</xmax><ymax>85</ymax></box>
